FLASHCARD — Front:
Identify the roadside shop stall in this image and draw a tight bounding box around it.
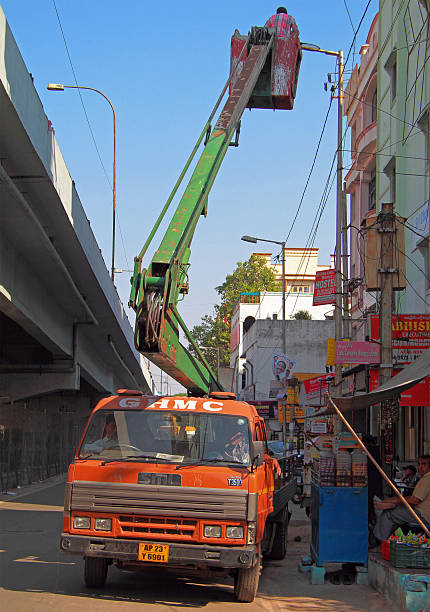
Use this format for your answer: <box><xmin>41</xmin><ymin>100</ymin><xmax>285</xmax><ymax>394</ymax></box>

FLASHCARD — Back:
<box><xmin>301</xmin><ymin>350</ymin><xmax>430</xmax><ymax>582</ymax></box>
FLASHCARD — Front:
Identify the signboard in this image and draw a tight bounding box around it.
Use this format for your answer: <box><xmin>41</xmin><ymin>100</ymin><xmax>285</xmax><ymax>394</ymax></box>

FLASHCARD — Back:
<box><xmin>313</xmin><ymin>269</ymin><xmax>336</xmax><ymax>306</ymax></box>
<box><xmin>335</xmin><ymin>340</ymin><xmax>380</xmax><ymax>364</ymax></box>
<box><xmin>369</xmin><ymin>368</ymin><xmax>430</xmax><ymax>406</ymax></box>
<box><xmin>302</xmin><ymin>374</ymin><xmax>333</xmax><ymax>405</ymax></box>
<box><xmin>278</xmin><ymin>402</ymin><xmax>304</xmax><ymax>423</ymax></box>
<box><xmin>269</xmin><ymin>352</ymin><xmax>296</xmax><ymax>399</ymax></box>
<box><xmin>311</xmin><ymin>421</ymin><xmax>327</xmax><ymax>434</ymax></box>
<box><xmin>370</xmin><ymin>314</ymin><xmax>430</xmax><ymax>364</ymax></box>
<box><xmin>245</xmin><ymin>401</ymin><xmax>276</xmax><ymax>419</ymax></box>
<box><xmin>326</xmin><ymin>337</ymin><xmax>335</xmax><ymax>366</ymax></box>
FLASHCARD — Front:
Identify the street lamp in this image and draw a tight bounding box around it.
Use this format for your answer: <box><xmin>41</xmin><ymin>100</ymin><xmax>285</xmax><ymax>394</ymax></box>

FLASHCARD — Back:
<box><xmin>241</xmin><ymin>235</ymin><xmax>286</xmax><ymax>355</ymax></box>
<box><xmin>300</xmin><ymin>43</ymin><xmax>345</xmax><ymax>389</ymax></box>
<box><xmin>47</xmin><ymin>83</ymin><xmax>117</xmax><ymax>282</ymax></box>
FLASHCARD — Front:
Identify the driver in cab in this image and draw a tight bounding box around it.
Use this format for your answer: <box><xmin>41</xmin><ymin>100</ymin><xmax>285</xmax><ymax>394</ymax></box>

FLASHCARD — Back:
<box><xmin>84</xmin><ymin>415</ymin><xmax>118</xmax><ymax>454</ymax></box>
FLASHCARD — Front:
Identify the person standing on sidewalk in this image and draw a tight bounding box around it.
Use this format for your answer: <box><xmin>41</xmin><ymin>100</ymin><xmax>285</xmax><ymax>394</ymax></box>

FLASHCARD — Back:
<box><xmin>372</xmin><ymin>455</ymin><xmax>430</xmax><ymax>548</ymax></box>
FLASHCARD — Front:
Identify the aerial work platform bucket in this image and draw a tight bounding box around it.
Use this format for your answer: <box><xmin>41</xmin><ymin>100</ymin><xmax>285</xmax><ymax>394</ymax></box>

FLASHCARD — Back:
<box><xmin>230</xmin><ymin>16</ymin><xmax>301</xmax><ymax>110</ymax></box>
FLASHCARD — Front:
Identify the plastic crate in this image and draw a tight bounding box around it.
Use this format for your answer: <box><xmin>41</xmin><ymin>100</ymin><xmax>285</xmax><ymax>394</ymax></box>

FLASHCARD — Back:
<box><xmin>382</xmin><ymin>540</ymin><xmax>390</xmax><ymax>561</ymax></box>
<box><xmin>390</xmin><ymin>540</ymin><xmax>430</xmax><ymax>568</ymax></box>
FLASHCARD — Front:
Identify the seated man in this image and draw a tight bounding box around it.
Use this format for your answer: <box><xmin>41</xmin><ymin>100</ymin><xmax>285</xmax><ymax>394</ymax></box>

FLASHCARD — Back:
<box><xmin>224</xmin><ymin>423</ymin><xmax>250</xmax><ymax>464</ymax></box>
<box><xmin>372</xmin><ymin>454</ymin><xmax>430</xmax><ymax>548</ymax></box>
<box><xmin>401</xmin><ymin>464</ymin><xmax>419</xmax><ymax>496</ymax></box>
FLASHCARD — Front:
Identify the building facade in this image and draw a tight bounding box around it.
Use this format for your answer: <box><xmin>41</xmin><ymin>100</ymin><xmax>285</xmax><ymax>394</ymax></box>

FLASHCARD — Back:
<box><xmin>344</xmin><ymin>13</ymin><xmax>379</xmax><ymax>340</ymax></box>
<box><xmin>377</xmin><ymin>0</ymin><xmax>429</xmax><ymax>461</ymax></box>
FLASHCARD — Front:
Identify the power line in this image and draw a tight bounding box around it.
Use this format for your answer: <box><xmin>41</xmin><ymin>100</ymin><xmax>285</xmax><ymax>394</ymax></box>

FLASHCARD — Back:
<box><xmin>284</xmin><ymin>98</ymin><xmax>333</xmax><ymax>245</ymax></box>
<box><xmin>51</xmin><ymin>0</ymin><xmax>112</xmax><ymax>190</ymax></box>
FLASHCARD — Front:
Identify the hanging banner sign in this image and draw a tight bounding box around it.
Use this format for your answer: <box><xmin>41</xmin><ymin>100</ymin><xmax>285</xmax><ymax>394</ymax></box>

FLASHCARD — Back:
<box><xmin>335</xmin><ymin>340</ymin><xmax>380</xmax><ymax>364</ymax></box>
<box><xmin>313</xmin><ymin>269</ymin><xmax>336</xmax><ymax>306</ymax></box>
<box><xmin>302</xmin><ymin>374</ymin><xmax>333</xmax><ymax>405</ymax></box>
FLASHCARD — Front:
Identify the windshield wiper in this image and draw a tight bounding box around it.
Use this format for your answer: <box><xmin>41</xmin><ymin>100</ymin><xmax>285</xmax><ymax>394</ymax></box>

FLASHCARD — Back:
<box><xmin>101</xmin><ymin>454</ymin><xmax>175</xmax><ymax>466</ymax></box>
<box><xmin>176</xmin><ymin>458</ymin><xmax>249</xmax><ymax>470</ymax></box>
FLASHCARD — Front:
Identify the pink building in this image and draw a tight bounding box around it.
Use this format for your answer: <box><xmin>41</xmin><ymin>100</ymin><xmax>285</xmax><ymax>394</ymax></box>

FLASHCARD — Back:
<box><xmin>344</xmin><ymin>13</ymin><xmax>378</xmax><ymax>340</ymax></box>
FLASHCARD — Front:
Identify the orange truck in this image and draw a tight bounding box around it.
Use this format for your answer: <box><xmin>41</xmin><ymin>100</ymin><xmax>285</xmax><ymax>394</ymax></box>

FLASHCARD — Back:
<box><xmin>60</xmin><ymin>390</ymin><xmax>296</xmax><ymax>602</ymax></box>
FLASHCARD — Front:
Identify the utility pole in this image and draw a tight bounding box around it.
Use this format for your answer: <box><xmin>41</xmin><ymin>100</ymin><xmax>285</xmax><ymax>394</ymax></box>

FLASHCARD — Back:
<box><xmin>379</xmin><ymin>202</ymin><xmax>395</xmax><ymax>476</ymax></box>
<box><xmin>379</xmin><ymin>202</ymin><xmax>395</xmax><ymax>385</ymax></box>
<box><xmin>334</xmin><ymin>49</ymin><xmax>344</xmax><ymax>390</ymax></box>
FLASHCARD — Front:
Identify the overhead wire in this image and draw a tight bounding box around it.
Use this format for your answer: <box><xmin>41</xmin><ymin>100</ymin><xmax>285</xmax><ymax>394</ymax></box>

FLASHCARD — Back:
<box><xmin>51</xmin><ymin>0</ymin><xmax>130</xmax><ymax>273</ymax></box>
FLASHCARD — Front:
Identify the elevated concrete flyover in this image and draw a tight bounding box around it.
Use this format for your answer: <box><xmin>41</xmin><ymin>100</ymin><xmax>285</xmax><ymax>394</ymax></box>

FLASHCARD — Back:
<box><xmin>0</xmin><ymin>8</ymin><xmax>153</xmax><ymax>487</ymax></box>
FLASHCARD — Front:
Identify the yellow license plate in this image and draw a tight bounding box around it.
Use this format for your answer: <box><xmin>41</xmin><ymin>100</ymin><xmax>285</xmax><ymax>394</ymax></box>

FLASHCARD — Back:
<box><xmin>138</xmin><ymin>543</ymin><xmax>169</xmax><ymax>563</ymax></box>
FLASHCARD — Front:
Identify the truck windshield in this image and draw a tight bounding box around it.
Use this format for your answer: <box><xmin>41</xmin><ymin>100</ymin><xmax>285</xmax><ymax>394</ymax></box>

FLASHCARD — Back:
<box><xmin>78</xmin><ymin>410</ymin><xmax>251</xmax><ymax>465</ymax></box>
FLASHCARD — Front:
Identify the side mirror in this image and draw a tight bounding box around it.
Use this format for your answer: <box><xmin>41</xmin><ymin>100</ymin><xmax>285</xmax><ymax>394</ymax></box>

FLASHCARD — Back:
<box><xmin>251</xmin><ymin>441</ymin><xmax>265</xmax><ymax>467</ymax></box>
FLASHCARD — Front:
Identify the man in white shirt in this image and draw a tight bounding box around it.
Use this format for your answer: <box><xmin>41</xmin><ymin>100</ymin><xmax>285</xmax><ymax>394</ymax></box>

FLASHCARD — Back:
<box><xmin>372</xmin><ymin>455</ymin><xmax>430</xmax><ymax>548</ymax></box>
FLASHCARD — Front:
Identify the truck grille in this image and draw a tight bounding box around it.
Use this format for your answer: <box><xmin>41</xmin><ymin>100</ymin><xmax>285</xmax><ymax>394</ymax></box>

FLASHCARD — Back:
<box><xmin>71</xmin><ymin>481</ymin><xmax>248</xmax><ymax>520</ymax></box>
<box><xmin>119</xmin><ymin>515</ymin><xmax>197</xmax><ymax>540</ymax></box>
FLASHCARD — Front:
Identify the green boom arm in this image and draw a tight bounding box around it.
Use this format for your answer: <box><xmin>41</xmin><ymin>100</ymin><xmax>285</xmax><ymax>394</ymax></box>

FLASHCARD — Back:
<box><xmin>129</xmin><ymin>30</ymin><xmax>273</xmax><ymax>395</ymax></box>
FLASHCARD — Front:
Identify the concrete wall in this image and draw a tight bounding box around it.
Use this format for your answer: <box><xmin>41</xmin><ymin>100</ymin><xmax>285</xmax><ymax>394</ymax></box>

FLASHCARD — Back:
<box><xmin>237</xmin><ymin>319</ymin><xmax>334</xmax><ymax>400</ymax></box>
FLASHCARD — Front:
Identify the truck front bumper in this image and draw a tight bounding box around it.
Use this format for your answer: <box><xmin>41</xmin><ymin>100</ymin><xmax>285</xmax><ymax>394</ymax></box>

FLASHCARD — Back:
<box><xmin>60</xmin><ymin>533</ymin><xmax>258</xmax><ymax>569</ymax></box>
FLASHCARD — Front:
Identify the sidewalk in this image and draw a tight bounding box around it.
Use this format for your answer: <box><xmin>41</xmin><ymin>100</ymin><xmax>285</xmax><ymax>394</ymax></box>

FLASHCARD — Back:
<box><xmin>0</xmin><ymin>472</ymin><xmax>67</xmax><ymax>504</ymax></box>
<box><xmin>262</xmin><ymin>503</ymin><xmax>393</xmax><ymax>611</ymax></box>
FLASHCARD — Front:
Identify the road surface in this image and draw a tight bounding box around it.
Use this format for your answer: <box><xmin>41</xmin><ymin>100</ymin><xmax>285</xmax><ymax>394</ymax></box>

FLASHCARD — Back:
<box><xmin>0</xmin><ymin>478</ymin><xmax>392</xmax><ymax>611</ymax></box>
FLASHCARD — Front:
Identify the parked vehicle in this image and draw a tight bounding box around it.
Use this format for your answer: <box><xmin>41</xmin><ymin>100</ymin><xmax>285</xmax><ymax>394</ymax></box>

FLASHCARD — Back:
<box><xmin>60</xmin><ymin>391</ymin><xmax>296</xmax><ymax>602</ymax></box>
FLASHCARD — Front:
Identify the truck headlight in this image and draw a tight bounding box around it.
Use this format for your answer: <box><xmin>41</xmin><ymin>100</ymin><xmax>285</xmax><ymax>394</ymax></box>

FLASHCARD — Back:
<box><xmin>204</xmin><ymin>525</ymin><xmax>222</xmax><ymax>538</ymax></box>
<box><xmin>226</xmin><ymin>526</ymin><xmax>244</xmax><ymax>539</ymax></box>
<box><xmin>247</xmin><ymin>522</ymin><xmax>256</xmax><ymax>544</ymax></box>
<box><xmin>94</xmin><ymin>518</ymin><xmax>112</xmax><ymax>531</ymax></box>
<box><xmin>73</xmin><ymin>516</ymin><xmax>91</xmax><ymax>529</ymax></box>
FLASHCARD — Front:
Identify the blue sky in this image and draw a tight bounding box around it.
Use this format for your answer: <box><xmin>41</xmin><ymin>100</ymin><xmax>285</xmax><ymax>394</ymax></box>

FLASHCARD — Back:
<box><xmin>1</xmin><ymin>1</ymin><xmax>378</xmax><ymax>392</ymax></box>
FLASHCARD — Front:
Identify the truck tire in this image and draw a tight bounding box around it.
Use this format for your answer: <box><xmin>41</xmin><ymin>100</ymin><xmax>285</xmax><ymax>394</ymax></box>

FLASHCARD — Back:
<box><xmin>234</xmin><ymin>561</ymin><xmax>260</xmax><ymax>603</ymax></box>
<box><xmin>84</xmin><ymin>556</ymin><xmax>108</xmax><ymax>588</ymax></box>
<box><xmin>268</xmin><ymin>511</ymin><xmax>289</xmax><ymax>560</ymax></box>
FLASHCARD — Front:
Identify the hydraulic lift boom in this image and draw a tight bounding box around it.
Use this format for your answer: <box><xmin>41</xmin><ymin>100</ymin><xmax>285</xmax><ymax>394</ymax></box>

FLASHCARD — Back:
<box><xmin>129</xmin><ymin>23</ymin><xmax>301</xmax><ymax>395</ymax></box>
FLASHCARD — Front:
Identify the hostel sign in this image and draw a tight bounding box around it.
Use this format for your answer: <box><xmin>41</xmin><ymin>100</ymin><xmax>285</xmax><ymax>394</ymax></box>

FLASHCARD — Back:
<box><xmin>313</xmin><ymin>269</ymin><xmax>336</xmax><ymax>306</ymax></box>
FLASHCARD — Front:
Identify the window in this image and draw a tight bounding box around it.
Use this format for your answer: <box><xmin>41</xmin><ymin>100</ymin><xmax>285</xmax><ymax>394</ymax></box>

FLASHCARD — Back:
<box><xmin>389</xmin><ymin>162</ymin><xmax>396</xmax><ymax>203</ymax></box>
<box><xmin>385</xmin><ymin>50</ymin><xmax>397</xmax><ymax>104</ymax></box>
<box><xmin>383</xmin><ymin>157</ymin><xmax>396</xmax><ymax>204</ymax></box>
<box><xmin>369</xmin><ymin>170</ymin><xmax>376</xmax><ymax>210</ymax></box>
<box><xmin>371</xmin><ymin>88</ymin><xmax>377</xmax><ymax>123</ymax></box>
<box><xmin>391</xmin><ymin>60</ymin><xmax>397</xmax><ymax>102</ymax></box>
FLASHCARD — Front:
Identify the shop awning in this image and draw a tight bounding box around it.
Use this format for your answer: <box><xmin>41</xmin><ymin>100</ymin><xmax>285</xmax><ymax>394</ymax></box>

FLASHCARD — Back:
<box><xmin>331</xmin><ymin>348</ymin><xmax>430</xmax><ymax>412</ymax></box>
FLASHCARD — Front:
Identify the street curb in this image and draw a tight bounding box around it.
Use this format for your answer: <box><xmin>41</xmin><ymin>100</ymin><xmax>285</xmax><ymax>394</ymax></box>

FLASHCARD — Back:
<box><xmin>0</xmin><ymin>473</ymin><xmax>67</xmax><ymax>504</ymax></box>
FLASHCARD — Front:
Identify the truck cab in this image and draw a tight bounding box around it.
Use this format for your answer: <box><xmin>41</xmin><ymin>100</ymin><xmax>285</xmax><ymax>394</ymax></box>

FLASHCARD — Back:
<box><xmin>60</xmin><ymin>390</ymin><xmax>294</xmax><ymax>602</ymax></box>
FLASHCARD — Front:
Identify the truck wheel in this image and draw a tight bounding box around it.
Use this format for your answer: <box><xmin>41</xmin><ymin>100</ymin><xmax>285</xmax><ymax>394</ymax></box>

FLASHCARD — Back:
<box><xmin>234</xmin><ymin>561</ymin><xmax>260</xmax><ymax>603</ymax></box>
<box><xmin>268</xmin><ymin>512</ymin><xmax>289</xmax><ymax>560</ymax></box>
<box><xmin>84</xmin><ymin>556</ymin><xmax>108</xmax><ymax>588</ymax></box>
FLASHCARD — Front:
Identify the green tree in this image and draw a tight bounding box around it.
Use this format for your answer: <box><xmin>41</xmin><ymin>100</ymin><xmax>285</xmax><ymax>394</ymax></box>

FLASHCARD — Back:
<box><xmin>190</xmin><ymin>255</ymin><xmax>281</xmax><ymax>370</ymax></box>
<box><xmin>293</xmin><ymin>309</ymin><xmax>312</xmax><ymax>320</ymax></box>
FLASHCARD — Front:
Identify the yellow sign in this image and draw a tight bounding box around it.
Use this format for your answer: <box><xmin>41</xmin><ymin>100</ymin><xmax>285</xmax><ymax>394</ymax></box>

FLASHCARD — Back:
<box><xmin>278</xmin><ymin>402</ymin><xmax>304</xmax><ymax>424</ymax></box>
<box><xmin>326</xmin><ymin>337</ymin><xmax>335</xmax><ymax>366</ymax></box>
<box><xmin>327</xmin><ymin>337</ymin><xmax>351</xmax><ymax>366</ymax></box>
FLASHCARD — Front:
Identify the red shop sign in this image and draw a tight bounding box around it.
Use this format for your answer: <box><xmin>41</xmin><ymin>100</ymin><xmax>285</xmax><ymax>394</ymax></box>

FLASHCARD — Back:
<box><xmin>369</xmin><ymin>368</ymin><xmax>430</xmax><ymax>406</ymax></box>
<box><xmin>313</xmin><ymin>269</ymin><xmax>336</xmax><ymax>306</ymax></box>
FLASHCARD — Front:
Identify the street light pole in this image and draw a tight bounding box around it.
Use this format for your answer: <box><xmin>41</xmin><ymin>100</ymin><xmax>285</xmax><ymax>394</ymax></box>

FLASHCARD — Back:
<box><xmin>300</xmin><ymin>45</ymin><xmax>345</xmax><ymax>389</ymax></box>
<box><xmin>241</xmin><ymin>235</ymin><xmax>286</xmax><ymax>354</ymax></box>
<box><xmin>241</xmin><ymin>235</ymin><xmax>287</xmax><ymax>455</ymax></box>
<box><xmin>47</xmin><ymin>83</ymin><xmax>117</xmax><ymax>282</ymax></box>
